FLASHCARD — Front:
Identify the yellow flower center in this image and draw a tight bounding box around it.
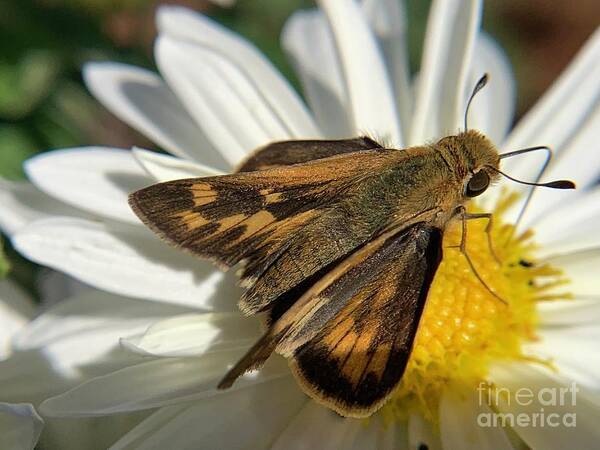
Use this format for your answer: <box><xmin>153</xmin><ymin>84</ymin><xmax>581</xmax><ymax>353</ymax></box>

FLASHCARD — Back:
<box><xmin>382</xmin><ymin>192</ymin><xmax>571</xmax><ymax>422</ymax></box>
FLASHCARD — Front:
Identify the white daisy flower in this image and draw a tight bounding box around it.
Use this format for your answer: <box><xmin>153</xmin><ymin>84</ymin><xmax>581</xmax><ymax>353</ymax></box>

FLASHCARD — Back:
<box><xmin>1</xmin><ymin>0</ymin><xmax>599</xmax><ymax>448</ymax></box>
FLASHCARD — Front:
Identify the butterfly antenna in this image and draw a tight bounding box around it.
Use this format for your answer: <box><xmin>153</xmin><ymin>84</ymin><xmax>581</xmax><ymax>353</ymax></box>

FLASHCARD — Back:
<box><xmin>494</xmin><ymin>146</ymin><xmax>575</xmax><ymax>245</ymax></box>
<box><xmin>487</xmin><ymin>166</ymin><xmax>575</xmax><ymax>190</ymax></box>
<box><xmin>464</xmin><ymin>74</ymin><xmax>489</xmax><ymax>131</ymax></box>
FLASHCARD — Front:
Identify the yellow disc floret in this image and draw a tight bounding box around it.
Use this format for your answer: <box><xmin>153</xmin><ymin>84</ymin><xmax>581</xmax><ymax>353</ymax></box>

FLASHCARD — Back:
<box><xmin>382</xmin><ymin>193</ymin><xmax>571</xmax><ymax>422</ymax></box>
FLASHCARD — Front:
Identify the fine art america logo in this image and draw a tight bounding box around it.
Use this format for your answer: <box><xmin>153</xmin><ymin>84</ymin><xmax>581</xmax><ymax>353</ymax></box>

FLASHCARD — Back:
<box><xmin>477</xmin><ymin>382</ymin><xmax>578</xmax><ymax>428</ymax></box>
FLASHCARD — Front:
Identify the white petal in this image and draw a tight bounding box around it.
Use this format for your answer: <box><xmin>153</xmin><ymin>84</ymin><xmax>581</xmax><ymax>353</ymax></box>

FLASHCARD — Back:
<box><xmin>25</xmin><ymin>147</ymin><xmax>149</xmax><ymax>224</ymax></box>
<box><xmin>83</xmin><ymin>62</ymin><xmax>228</xmax><ymax>169</ymax></box>
<box><xmin>14</xmin><ymin>290</ymin><xmax>189</xmax><ymax>352</ymax></box>
<box><xmin>110</xmin><ymin>378</ymin><xmax>305</xmax><ymax>450</ymax></box>
<box><xmin>281</xmin><ymin>9</ymin><xmax>353</xmax><ymax>138</ymax></box>
<box><xmin>408</xmin><ymin>413</ymin><xmax>442</xmax><ymax>450</ymax></box>
<box><xmin>156</xmin><ymin>36</ymin><xmax>295</xmax><ymax>165</ymax></box>
<box><xmin>489</xmin><ymin>362</ymin><xmax>600</xmax><ymax>449</ymax></box>
<box><xmin>362</xmin><ymin>0</ymin><xmax>412</xmax><ymax>139</ymax></box>
<box><xmin>0</xmin><ymin>179</ymin><xmax>85</xmax><ymax>236</ymax></box>
<box><xmin>439</xmin><ymin>385</ymin><xmax>513</xmax><ymax>450</ymax></box>
<box><xmin>40</xmin><ymin>414</ymin><xmax>151</xmax><ymax>450</ymax></box>
<box><xmin>0</xmin><ymin>291</ymin><xmax>186</xmax><ymax>407</ymax></box>
<box><xmin>132</xmin><ymin>148</ymin><xmax>223</xmax><ymax>183</ymax></box>
<box><xmin>545</xmin><ymin>249</ymin><xmax>600</xmax><ymax>297</ymax></box>
<box><xmin>339</xmin><ymin>416</ymin><xmax>381</xmax><ymax>450</ymax></box>
<box><xmin>40</xmin><ymin>354</ymin><xmax>289</xmax><ymax>417</ymax></box>
<box><xmin>157</xmin><ymin>6</ymin><xmax>319</xmax><ymax>139</ymax></box>
<box><xmin>537</xmin><ymin>298</ymin><xmax>600</xmax><ymax>327</ymax></box>
<box><xmin>319</xmin><ymin>0</ymin><xmax>402</xmax><ymax>145</ymax></box>
<box><xmin>467</xmin><ymin>33</ymin><xmax>515</xmax><ymax>145</ymax></box>
<box><xmin>0</xmin><ymin>403</ymin><xmax>43</xmax><ymax>450</ymax></box>
<box><xmin>0</xmin><ymin>350</ymin><xmax>73</xmax><ymax>404</ymax></box>
<box><xmin>531</xmin><ymin>186</ymin><xmax>600</xmax><ymax>257</ymax></box>
<box><xmin>121</xmin><ymin>312</ymin><xmax>260</xmax><ymax>357</ymax></box>
<box><xmin>376</xmin><ymin>419</ymin><xmax>409</xmax><ymax>450</ymax></box>
<box><xmin>12</xmin><ymin>217</ymin><xmax>241</xmax><ymax>309</ymax></box>
<box><xmin>0</xmin><ymin>279</ymin><xmax>35</xmax><ymax>360</ymax></box>
<box><xmin>2</xmin><ymin>290</ymin><xmax>188</xmax><ymax>395</ymax></box>
<box><xmin>410</xmin><ymin>0</ymin><xmax>482</xmax><ymax>144</ymax></box>
<box><xmin>272</xmin><ymin>401</ymin><xmax>357</xmax><ymax>450</ymax></box>
<box><xmin>527</xmin><ymin>323</ymin><xmax>600</xmax><ymax>390</ymax></box>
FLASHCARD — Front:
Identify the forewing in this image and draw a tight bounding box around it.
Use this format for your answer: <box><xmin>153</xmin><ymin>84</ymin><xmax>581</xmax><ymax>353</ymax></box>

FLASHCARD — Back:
<box><xmin>237</xmin><ymin>137</ymin><xmax>382</xmax><ymax>172</ymax></box>
<box><xmin>287</xmin><ymin>223</ymin><xmax>443</xmax><ymax>417</ymax></box>
<box><xmin>129</xmin><ymin>149</ymin><xmax>403</xmax><ymax>313</ymax></box>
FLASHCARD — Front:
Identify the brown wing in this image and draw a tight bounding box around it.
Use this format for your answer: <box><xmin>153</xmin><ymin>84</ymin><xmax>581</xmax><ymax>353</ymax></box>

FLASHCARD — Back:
<box><xmin>218</xmin><ymin>223</ymin><xmax>443</xmax><ymax>418</ymax></box>
<box><xmin>237</xmin><ymin>137</ymin><xmax>382</xmax><ymax>172</ymax></box>
<box><xmin>129</xmin><ymin>149</ymin><xmax>407</xmax><ymax>314</ymax></box>
<box><xmin>289</xmin><ymin>223</ymin><xmax>442</xmax><ymax>417</ymax></box>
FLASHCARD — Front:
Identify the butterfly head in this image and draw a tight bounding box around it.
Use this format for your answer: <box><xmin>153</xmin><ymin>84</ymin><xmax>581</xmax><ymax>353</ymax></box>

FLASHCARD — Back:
<box><xmin>436</xmin><ymin>129</ymin><xmax>501</xmax><ymax>199</ymax></box>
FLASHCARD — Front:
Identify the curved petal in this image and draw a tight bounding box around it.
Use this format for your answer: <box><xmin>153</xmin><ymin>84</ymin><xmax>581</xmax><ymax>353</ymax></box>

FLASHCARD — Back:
<box><xmin>0</xmin><ymin>403</ymin><xmax>43</xmax><ymax>450</ymax></box>
<box><xmin>467</xmin><ymin>33</ymin><xmax>515</xmax><ymax>145</ymax></box>
<box><xmin>408</xmin><ymin>413</ymin><xmax>442</xmax><ymax>450</ymax></box>
<box><xmin>0</xmin><ymin>290</ymin><xmax>188</xmax><ymax>402</ymax></box>
<box><xmin>376</xmin><ymin>418</ymin><xmax>409</xmax><ymax>450</ymax></box>
<box><xmin>489</xmin><ymin>363</ymin><xmax>600</xmax><ymax>450</ymax></box>
<box><xmin>271</xmin><ymin>401</ymin><xmax>357</xmax><ymax>450</ymax></box>
<box><xmin>12</xmin><ymin>217</ymin><xmax>241</xmax><ymax>309</ymax></box>
<box><xmin>110</xmin><ymin>378</ymin><xmax>305</xmax><ymax>450</ymax></box>
<box><xmin>528</xmin><ymin>323</ymin><xmax>600</xmax><ymax>391</ymax></box>
<box><xmin>40</xmin><ymin>354</ymin><xmax>289</xmax><ymax>417</ymax></box>
<box><xmin>0</xmin><ymin>180</ymin><xmax>86</xmax><ymax>236</ymax></box>
<box><xmin>0</xmin><ymin>279</ymin><xmax>35</xmax><ymax>360</ymax></box>
<box><xmin>155</xmin><ymin>36</ymin><xmax>295</xmax><ymax>165</ymax></box>
<box><xmin>13</xmin><ymin>290</ymin><xmax>190</xmax><ymax>352</ymax></box>
<box><xmin>538</xmin><ymin>297</ymin><xmax>600</xmax><ymax>327</ymax></box>
<box><xmin>545</xmin><ymin>249</ymin><xmax>600</xmax><ymax>297</ymax></box>
<box><xmin>281</xmin><ymin>9</ymin><xmax>353</xmax><ymax>138</ymax></box>
<box><xmin>439</xmin><ymin>385</ymin><xmax>514</xmax><ymax>450</ymax></box>
<box><xmin>132</xmin><ymin>148</ymin><xmax>223</xmax><ymax>183</ymax></box>
<box><xmin>121</xmin><ymin>312</ymin><xmax>260</xmax><ymax>357</ymax></box>
<box><xmin>83</xmin><ymin>62</ymin><xmax>228</xmax><ymax>169</ymax></box>
<box><xmin>410</xmin><ymin>0</ymin><xmax>482</xmax><ymax>145</ymax></box>
<box><xmin>25</xmin><ymin>147</ymin><xmax>149</xmax><ymax>225</ymax></box>
<box><xmin>362</xmin><ymin>0</ymin><xmax>412</xmax><ymax>139</ymax></box>
<box><xmin>156</xmin><ymin>6</ymin><xmax>319</xmax><ymax>139</ymax></box>
<box><xmin>319</xmin><ymin>0</ymin><xmax>402</xmax><ymax>145</ymax></box>
<box><xmin>0</xmin><ymin>291</ymin><xmax>188</xmax><ymax>407</ymax></box>
<box><xmin>531</xmin><ymin>186</ymin><xmax>600</xmax><ymax>257</ymax></box>
<box><xmin>339</xmin><ymin>416</ymin><xmax>384</xmax><ymax>450</ymax></box>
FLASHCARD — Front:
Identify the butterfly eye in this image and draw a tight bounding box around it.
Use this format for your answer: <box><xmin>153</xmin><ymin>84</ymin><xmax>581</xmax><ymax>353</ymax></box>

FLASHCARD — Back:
<box><xmin>466</xmin><ymin>170</ymin><xmax>490</xmax><ymax>197</ymax></box>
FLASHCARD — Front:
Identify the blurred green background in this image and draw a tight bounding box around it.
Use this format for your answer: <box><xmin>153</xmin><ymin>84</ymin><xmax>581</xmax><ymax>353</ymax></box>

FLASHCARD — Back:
<box><xmin>0</xmin><ymin>0</ymin><xmax>598</xmax><ymax>297</ymax></box>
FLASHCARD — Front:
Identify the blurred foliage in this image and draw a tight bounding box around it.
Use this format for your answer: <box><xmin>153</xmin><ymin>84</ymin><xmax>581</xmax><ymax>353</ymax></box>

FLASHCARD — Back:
<box><xmin>0</xmin><ymin>237</ymin><xmax>9</xmax><ymax>279</ymax></box>
<box><xmin>6</xmin><ymin>0</ymin><xmax>161</xmax><ymax>163</ymax></box>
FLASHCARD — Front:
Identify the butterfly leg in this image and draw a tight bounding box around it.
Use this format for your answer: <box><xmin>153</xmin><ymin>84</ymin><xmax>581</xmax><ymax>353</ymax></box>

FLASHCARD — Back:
<box><xmin>456</xmin><ymin>207</ymin><xmax>508</xmax><ymax>305</ymax></box>
<box><xmin>462</xmin><ymin>212</ymin><xmax>501</xmax><ymax>265</ymax></box>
